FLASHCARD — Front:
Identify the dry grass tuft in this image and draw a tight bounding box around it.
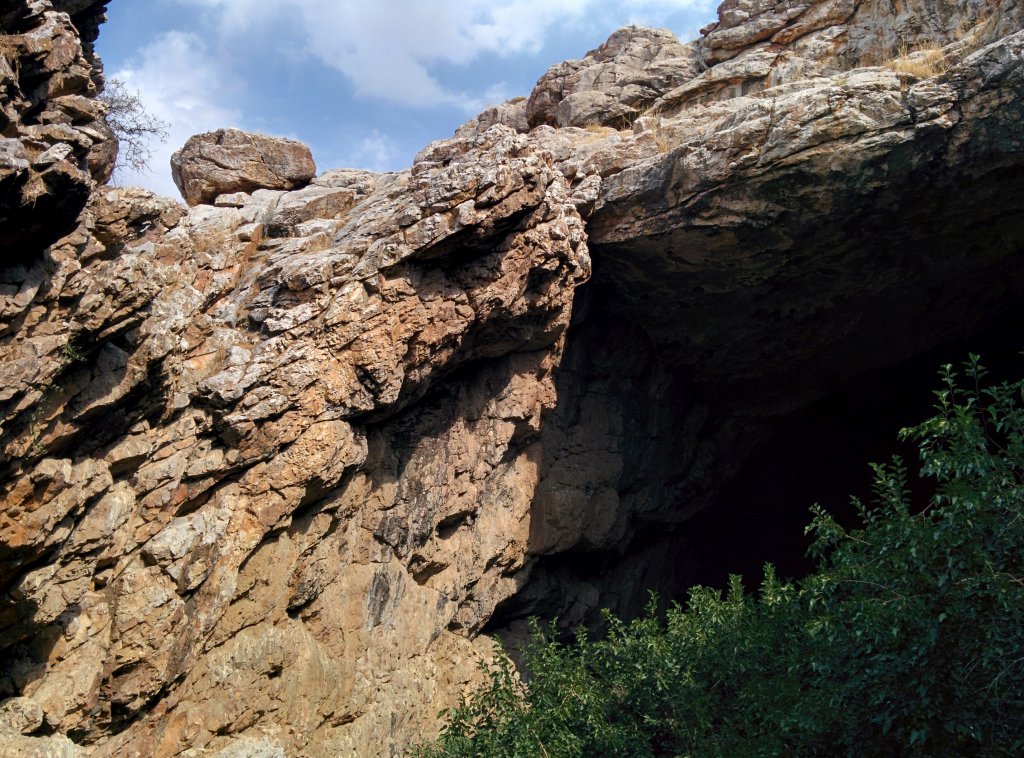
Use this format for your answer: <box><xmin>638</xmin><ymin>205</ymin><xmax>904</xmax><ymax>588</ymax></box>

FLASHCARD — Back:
<box><xmin>640</xmin><ymin>101</ymin><xmax>664</xmax><ymax>119</ymax></box>
<box><xmin>638</xmin><ymin>118</ymin><xmax>674</xmax><ymax>154</ymax></box>
<box><xmin>883</xmin><ymin>16</ymin><xmax>1003</xmax><ymax>81</ymax></box>
<box><xmin>606</xmin><ymin>113</ymin><xmax>636</xmax><ymax>132</ymax></box>
<box><xmin>0</xmin><ymin>36</ymin><xmax>21</xmax><ymax>66</ymax></box>
<box><xmin>884</xmin><ymin>42</ymin><xmax>948</xmax><ymax>79</ymax></box>
<box><xmin>572</xmin><ymin>123</ymin><xmax>618</xmax><ymax>145</ymax></box>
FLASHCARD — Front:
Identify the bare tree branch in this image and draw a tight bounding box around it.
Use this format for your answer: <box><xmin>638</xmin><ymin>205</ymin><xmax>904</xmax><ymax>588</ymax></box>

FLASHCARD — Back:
<box><xmin>99</xmin><ymin>78</ymin><xmax>168</xmax><ymax>173</ymax></box>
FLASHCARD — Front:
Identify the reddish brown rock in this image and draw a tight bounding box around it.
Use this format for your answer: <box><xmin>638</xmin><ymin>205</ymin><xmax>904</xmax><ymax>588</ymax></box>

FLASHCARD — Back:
<box><xmin>170</xmin><ymin>129</ymin><xmax>317</xmax><ymax>206</ymax></box>
<box><xmin>0</xmin><ymin>1</ymin><xmax>115</xmax><ymax>261</ymax></box>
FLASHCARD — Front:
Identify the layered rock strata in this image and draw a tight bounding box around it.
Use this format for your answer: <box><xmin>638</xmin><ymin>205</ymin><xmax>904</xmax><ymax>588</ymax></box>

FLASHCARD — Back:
<box><xmin>2</xmin><ymin>0</ymin><xmax>1024</xmax><ymax>755</ymax></box>
<box><xmin>0</xmin><ymin>0</ymin><xmax>114</xmax><ymax>262</ymax></box>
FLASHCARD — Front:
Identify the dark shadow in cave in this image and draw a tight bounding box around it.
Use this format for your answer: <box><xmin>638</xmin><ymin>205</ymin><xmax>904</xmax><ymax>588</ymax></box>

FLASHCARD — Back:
<box><xmin>486</xmin><ymin>273</ymin><xmax>1024</xmax><ymax>645</ymax></box>
<box><xmin>487</xmin><ymin>319</ymin><xmax>1024</xmax><ymax>657</ymax></box>
<box><xmin>682</xmin><ymin>326</ymin><xmax>1024</xmax><ymax>594</ymax></box>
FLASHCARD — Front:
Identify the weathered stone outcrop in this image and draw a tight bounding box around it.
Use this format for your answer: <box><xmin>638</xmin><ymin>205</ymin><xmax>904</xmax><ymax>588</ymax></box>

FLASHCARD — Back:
<box><xmin>171</xmin><ymin>129</ymin><xmax>317</xmax><ymax>206</ymax></box>
<box><xmin>0</xmin><ymin>0</ymin><xmax>114</xmax><ymax>262</ymax></box>
<box><xmin>525</xmin><ymin>26</ymin><xmax>701</xmax><ymax>128</ymax></box>
<box><xmin>2</xmin><ymin>0</ymin><xmax>1024</xmax><ymax>755</ymax></box>
<box><xmin>0</xmin><ymin>123</ymin><xmax>589</xmax><ymax>755</ymax></box>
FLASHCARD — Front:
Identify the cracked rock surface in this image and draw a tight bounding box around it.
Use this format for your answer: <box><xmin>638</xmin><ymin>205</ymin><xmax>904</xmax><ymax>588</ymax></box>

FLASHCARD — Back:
<box><xmin>0</xmin><ymin>0</ymin><xmax>114</xmax><ymax>262</ymax></box>
<box><xmin>171</xmin><ymin>130</ymin><xmax>318</xmax><ymax>207</ymax></box>
<box><xmin>2</xmin><ymin>0</ymin><xmax>1024</xmax><ymax>755</ymax></box>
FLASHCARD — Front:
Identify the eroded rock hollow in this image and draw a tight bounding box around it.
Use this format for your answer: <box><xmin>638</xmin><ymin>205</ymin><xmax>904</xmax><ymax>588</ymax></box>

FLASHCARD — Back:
<box><xmin>2</xmin><ymin>0</ymin><xmax>1023</xmax><ymax>755</ymax></box>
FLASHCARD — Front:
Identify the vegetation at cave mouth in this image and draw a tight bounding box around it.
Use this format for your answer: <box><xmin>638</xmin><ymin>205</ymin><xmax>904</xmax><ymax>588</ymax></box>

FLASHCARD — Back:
<box><xmin>414</xmin><ymin>355</ymin><xmax>1024</xmax><ymax>757</ymax></box>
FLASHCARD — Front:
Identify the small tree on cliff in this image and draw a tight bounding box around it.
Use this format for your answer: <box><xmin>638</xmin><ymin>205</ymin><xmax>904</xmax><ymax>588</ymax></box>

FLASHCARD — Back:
<box><xmin>99</xmin><ymin>78</ymin><xmax>168</xmax><ymax>173</ymax></box>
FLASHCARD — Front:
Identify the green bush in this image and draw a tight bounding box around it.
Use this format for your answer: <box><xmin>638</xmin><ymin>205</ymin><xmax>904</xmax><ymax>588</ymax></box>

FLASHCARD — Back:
<box><xmin>414</xmin><ymin>356</ymin><xmax>1024</xmax><ymax>757</ymax></box>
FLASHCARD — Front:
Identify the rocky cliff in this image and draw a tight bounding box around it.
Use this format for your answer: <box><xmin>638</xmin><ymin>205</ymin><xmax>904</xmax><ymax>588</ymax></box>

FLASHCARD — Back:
<box><xmin>0</xmin><ymin>0</ymin><xmax>114</xmax><ymax>262</ymax></box>
<box><xmin>2</xmin><ymin>0</ymin><xmax>1024</xmax><ymax>755</ymax></box>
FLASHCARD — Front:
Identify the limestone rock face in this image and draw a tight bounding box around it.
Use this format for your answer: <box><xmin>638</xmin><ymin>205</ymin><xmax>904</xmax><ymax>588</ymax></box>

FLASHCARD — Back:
<box><xmin>0</xmin><ymin>0</ymin><xmax>114</xmax><ymax>261</ymax></box>
<box><xmin>171</xmin><ymin>129</ymin><xmax>318</xmax><ymax>206</ymax></box>
<box><xmin>679</xmin><ymin>0</ymin><xmax>1024</xmax><ymax>107</ymax></box>
<box><xmin>2</xmin><ymin>1</ymin><xmax>1024</xmax><ymax>756</ymax></box>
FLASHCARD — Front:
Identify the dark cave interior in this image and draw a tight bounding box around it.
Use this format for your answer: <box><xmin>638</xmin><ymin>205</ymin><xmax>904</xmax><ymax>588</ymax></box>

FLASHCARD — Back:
<box><xmin>487</xmin><ymin>263</ymin><xmax>1024</xmax><ymax>642</ymax></box>
<box><xmin>685</xmin><ymin>324</ymin><xmax>1024</xmax><ymax>594</ymax></box>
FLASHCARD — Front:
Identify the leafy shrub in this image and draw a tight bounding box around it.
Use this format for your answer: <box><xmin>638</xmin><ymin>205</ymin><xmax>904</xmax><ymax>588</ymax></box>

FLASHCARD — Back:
<box><xmin>414</xmin><ymin>355</ymin><xmax>1024</xmax><ymax>757</ymax></box>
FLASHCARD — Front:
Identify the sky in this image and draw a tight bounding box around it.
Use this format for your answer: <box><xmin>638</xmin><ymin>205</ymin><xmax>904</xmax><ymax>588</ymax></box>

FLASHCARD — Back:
<box><xmin>96</xmin><ymin>0</ymin><xmax>720</xmax><ymax>199</ymax></box>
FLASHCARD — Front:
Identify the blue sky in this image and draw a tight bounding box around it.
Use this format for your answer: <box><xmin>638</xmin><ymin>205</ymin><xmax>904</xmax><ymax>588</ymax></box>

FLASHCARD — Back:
<box><xmin>96</xmin><ymin>0</ymin><xmax>719</xmax><ymax>198</ymax></box>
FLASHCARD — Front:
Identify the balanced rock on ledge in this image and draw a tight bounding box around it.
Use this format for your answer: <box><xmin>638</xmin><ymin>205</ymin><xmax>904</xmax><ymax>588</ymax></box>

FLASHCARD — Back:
<box><xmin>170</xmin><ymin>128</ymin><xmax>316</xmax><ymax>206</ymax></box>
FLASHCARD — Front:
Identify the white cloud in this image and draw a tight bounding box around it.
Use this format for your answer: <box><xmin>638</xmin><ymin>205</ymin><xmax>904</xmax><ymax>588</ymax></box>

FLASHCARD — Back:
<box><xmin>622</xmin><ymin>0</ymin><xmax>713</xmax><ymax>7</ymax></box>
<box><xmin>103</xmin><ymin>1</ymin><xmax>718</xmax><ymax>192</ymax></box>
<box><xmin>172</xmin><ymin>0</ymin><xmax>712</xmax><ymax>110</ymax></box>
<box><xmin>463</xmin><ymin>0</ymin><xmax>591</xmax><ymax>56</ymax></box>
<box><xmin>618</xmin><ymin>0</ymin><xmax>717</xmax><ymax>34</ymax></box>
<box><xmin>346</xmin><ymin>130</ymin><xmax>401</xmax><ymax>171</ymax></box>
<box><xmin>109</xmin><ymin>31</ymin><xmax>244</xmax><ymax>198</ymax></box>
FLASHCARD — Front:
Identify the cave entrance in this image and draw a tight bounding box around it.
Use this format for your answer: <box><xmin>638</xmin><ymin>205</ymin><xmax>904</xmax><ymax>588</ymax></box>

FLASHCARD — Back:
<box><xmin>487</xmin><ymin>272</ymin><xmax>1024</xmax><ymax>640</ymax></box>
<box><xmin>488</xmin><ymin>124</ymin><xmax>1024</xmax><ymax>637</ymax></box>
<box><xmin>684</xmin><ymin>326</ymin><xmax>1024</xmax><ymax>593</ymax></box>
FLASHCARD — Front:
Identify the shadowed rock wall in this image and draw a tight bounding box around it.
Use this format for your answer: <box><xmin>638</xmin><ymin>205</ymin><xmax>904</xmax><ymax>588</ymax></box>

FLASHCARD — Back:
<box><xmin>1</xmin><ymin>0</ymin><xmax>1023</xmax><ymax>755</ymax></box>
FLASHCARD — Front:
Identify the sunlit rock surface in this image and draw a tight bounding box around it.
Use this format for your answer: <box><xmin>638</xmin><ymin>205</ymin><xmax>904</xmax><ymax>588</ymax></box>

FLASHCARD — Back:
<box><xmin>2</xmin><ymin>0</ymin><xmax>1023</xmax><ymax>754</ymax></box>
<box><xmin>171</xmin><ymin>129</ymin><xmax>318</xmax><ymax>207</ymax></box>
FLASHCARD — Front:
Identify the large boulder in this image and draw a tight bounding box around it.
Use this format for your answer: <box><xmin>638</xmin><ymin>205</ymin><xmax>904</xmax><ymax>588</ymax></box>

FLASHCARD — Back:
<box><xmin>170</xmin><ymin>128</ymin><xmax>317</xmax><ymax>206</ymax></box>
